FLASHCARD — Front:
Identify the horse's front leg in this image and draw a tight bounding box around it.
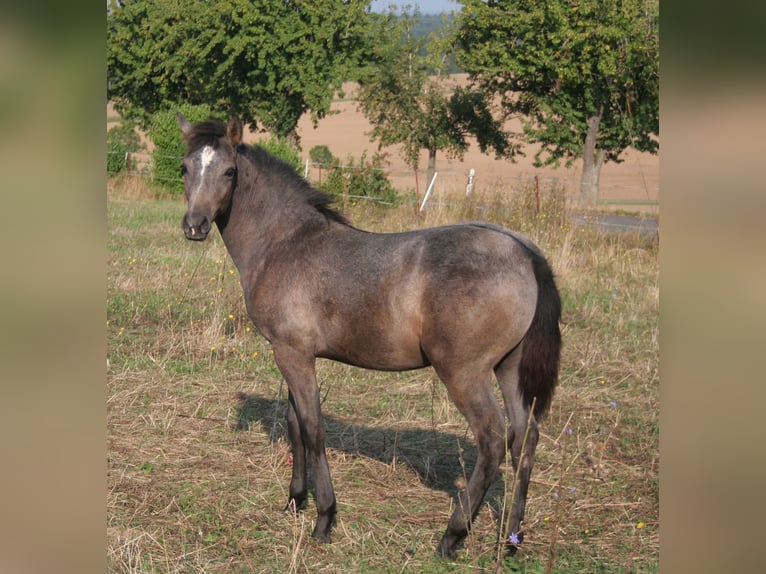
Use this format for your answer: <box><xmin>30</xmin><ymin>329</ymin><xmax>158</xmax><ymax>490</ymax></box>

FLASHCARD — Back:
<box><xmin>284</xmin><ymin>392</ymin><xmax>308</xmax><ymax>512</ymax></box>
<box><xmin>274</xmin><ymin>346</ymin><xmax>337</xmax><ymax>542</ymax></box>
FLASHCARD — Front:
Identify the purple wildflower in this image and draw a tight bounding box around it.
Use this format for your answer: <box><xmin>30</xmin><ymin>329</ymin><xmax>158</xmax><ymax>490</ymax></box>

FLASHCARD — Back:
<box><xmin>509</xmin><ymin>532</ymin><xmax>521</xmax><ymax>545</ymax></box>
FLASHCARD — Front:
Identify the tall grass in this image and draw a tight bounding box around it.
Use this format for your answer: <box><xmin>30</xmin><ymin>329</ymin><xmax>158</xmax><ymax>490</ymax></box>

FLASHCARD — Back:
<box><xmin>107</xmin><ymin>176</ymin><xmax>658</xmax><ymax>572</ymax></box>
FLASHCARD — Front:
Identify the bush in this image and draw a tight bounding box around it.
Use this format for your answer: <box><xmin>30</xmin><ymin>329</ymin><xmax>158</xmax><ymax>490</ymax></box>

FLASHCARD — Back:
<box><xmin>257</xmin><ymin>136</ymin><xmax>304</xmax><ymax>175</ymax></box>
<box><xmin>106</xmin><ymin>122</ymin><xmax>143</xmax><ymax>176</ymax></box>
<box><xmin>318</xmin><ymin>151</ymin><xmax>398</xmax><ymax>205</ymax></box>
<box><xmin>320</xmin><ymin>167</ymin><xmax>347</xmax><ymax>198</ymax></box>
<box><xmin>148</xmin><ymin>104</ymin><xmax>213</xmax><ymax>193</ymax></box>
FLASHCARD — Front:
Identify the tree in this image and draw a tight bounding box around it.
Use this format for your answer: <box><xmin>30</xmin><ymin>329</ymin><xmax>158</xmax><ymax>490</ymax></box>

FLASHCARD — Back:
<box><xmin>107</xmin><ymin>0</ymin><xmax>370</xmax><ymax>143</ymax></box>
<box><xmin>357</xmin><ymin>8</ymin><xmax>513</xmax><ymax>187</ymax></box>
<box><xmin>455</xmin><ymin>0</ymin><xmax>659</xmax><ymax>207</ymax></box>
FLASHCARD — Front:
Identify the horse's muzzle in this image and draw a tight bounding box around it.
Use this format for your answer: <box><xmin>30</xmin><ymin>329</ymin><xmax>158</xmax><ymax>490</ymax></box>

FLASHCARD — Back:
<box><xmin>182</xmin><ymin>213</ymin><xmax>211</xmax><ymax>241</ymax></box>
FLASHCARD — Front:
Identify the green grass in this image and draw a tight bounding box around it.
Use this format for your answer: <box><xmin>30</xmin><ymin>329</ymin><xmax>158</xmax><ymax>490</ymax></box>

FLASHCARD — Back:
<box><xmin>107</xmin><ymin>179</ymin><xmax>658</xmax><ymax>572</ymax></box>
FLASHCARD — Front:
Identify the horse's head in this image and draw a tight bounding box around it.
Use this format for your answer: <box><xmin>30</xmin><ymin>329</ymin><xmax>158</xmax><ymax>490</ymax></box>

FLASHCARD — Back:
<box><xmin>177</xmin><ymin>114</ymin><xmax>242</xmax><ymax>241</ymax></box>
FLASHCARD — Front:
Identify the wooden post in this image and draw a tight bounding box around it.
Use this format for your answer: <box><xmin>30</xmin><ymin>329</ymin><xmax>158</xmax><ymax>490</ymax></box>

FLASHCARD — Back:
<box><xmin>414</xmin><ymin>169</ymin><xmax>420</xmax><ymax>217</ymax></box>
<box><xmin>534</xmin><ymin>175</ymin><xmax>540</xmax><ymax>214</ymax></box>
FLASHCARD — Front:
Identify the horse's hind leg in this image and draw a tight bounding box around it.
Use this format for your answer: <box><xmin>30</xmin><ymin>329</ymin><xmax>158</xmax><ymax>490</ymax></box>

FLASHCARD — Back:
<box><xmin>273</xmin><ymin>346</ymin><xmax>337</xmax><ymax>542</ymax></box>
<box><xmin>495</xmin><ymin>345</ymin><xmax>539</xmax><ymax>554</ymax></box>
<box><xmin>435</xmin><ymin>368</ymin><xmax>506</xmax><ymax>558</ymax></box>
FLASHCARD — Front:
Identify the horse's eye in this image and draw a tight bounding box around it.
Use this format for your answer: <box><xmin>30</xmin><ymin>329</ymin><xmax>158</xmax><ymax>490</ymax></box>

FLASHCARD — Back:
<box><xmin>224</xmin><ymin>167</ymin><xmax>236</xmax><ymax>177</ymax></box>
<box><xmin>180</xmin><ymin>164</ymin><xmax>188</xmax><ymax>176</ymax></box>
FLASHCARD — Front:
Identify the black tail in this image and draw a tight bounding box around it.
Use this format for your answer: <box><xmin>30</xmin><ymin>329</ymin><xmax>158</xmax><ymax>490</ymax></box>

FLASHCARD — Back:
<box><xmin>519</xmin><ymin>252</ymin><xmax>562</xmax><ymax>418</ymax></box>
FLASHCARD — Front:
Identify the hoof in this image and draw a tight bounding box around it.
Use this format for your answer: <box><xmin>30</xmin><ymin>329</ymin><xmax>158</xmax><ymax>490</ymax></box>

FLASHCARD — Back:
<box><xmin>310</xmin><ymin>506</ymin><xmax>336</xmax><ymax>544</ymax></box>
<box><xmin>436</xmin><ymin>533</ymin><xmax>464</xmax><ymax>559</ymax></box>
<box><xmin>311</xmin><ymin>528</ymin><xmax>332</xmax><ymax>543</ymax></box>
<box><xmin>284</xmin><ymin>496</ymin><xmax>307</xmax><ymax>514</ymax></box>
<box><xmin>436</xmin><ymin>542</ymin><xmax>455</xmax><ymax>559</ymax></box>
<box><xmin>505</xmin><ymin>530</ymin><xmax>524</xmax><ymax>556</ymax></box>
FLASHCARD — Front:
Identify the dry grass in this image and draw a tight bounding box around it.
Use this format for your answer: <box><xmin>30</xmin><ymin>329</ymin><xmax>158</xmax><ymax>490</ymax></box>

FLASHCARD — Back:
<box><xmin>107</xmin><ymin>176</ymin><xmax>658</xmax><ymax>572</ymax></box>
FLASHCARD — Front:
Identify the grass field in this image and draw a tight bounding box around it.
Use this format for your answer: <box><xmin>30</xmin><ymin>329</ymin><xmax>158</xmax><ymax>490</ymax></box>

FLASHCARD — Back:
<box><xmin>107</xmin><ymin>176</ymin><xmax>658</xmax><ymax>573</ymax></box>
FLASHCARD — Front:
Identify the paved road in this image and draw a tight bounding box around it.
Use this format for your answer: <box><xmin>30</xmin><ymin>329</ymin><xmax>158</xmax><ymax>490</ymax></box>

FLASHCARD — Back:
<box><xmin>570</xmin><ymin>211</ymin><xmax>659</xmax><ymax>238</ymax></box>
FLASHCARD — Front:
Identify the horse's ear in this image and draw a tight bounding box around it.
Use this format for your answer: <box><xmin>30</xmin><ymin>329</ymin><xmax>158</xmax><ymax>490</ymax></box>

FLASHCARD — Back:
<box><xmin>227</xmin><ymin>117</ymin><xmax>243</xmax><ymax>148</ymax></box>
<box><xmin>177</xmin><ymin>113</ymin><xmax>192</xmax><ymax>136</ymax></box>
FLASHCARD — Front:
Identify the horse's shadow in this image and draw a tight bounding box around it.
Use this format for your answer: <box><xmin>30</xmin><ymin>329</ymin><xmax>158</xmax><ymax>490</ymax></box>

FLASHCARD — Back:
<box><xmin>234</xmin><ymin>392</ymin><xmax>505</xmax><ymax>505</ymax></box>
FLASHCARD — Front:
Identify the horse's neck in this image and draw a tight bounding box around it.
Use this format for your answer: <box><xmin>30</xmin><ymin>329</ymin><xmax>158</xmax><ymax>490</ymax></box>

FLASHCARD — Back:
<box><xmin>217</xmin><ymin>176</ymin><xmax>323</xmax><ymax>277</ymax></box>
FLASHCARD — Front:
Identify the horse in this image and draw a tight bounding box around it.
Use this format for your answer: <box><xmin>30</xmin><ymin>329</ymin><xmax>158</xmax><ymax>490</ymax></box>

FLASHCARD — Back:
<box><xmin>176</xmin><ymin>113</ymin><xmax>561</xmax><ymax>558</ymax></box>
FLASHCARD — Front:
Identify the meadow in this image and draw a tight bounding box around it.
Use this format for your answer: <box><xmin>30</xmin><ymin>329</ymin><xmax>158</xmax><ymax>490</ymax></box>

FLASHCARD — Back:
<box><xmin>107</xmin><ymin>175</ymin><xmax>658</xmax><ymax>573</ymax></box>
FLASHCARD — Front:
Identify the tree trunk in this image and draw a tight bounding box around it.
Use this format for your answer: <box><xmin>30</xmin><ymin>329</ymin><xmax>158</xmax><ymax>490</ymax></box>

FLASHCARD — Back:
<box><xmin>426</xmin><ymin>148</ymin><xmax>437</xmax><ymax>190</ymax></box>
<box><xmin>286</xmin><ymin>129</ymin><xmax>301</xmax><ymax>151</ymax></box>
<box><xmin>579</xmin><ymin>107</ymin><xmax>607</xmax><ymax>208</ymax></box>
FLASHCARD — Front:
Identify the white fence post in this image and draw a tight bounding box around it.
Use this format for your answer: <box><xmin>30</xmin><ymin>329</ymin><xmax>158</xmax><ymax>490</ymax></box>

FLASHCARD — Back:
<box><xmin>419</xmin><ymin>172</ymin><xmax>438</xmax><ymax>212</ymax></box>
<box><xmin>465</xmin><ymin>168</ymin><xmax>475</xmax><ymax>195</ymax></box>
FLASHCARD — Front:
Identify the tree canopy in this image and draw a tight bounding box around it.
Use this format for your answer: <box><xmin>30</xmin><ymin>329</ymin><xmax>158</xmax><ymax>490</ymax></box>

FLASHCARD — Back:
<box><xmin>107</xmin><ymin>0</ymin><xmax>370</xmax><ymax>141</ymax></box>
<box><xmin>357</xmin><ymin>8</ymin><xmax>512</xmax><ymax>185</ymax></box>
<box><xmin>455</xmin><ymin>0</ymin><xmax>659</xmax><ymax>206</ymax></box>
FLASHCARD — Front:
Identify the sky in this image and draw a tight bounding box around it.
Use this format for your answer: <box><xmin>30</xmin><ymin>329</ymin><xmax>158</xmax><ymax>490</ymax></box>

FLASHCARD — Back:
<box><xmin>369</xmin><ymin>0</ymin><xmax>461</xmax><ymax>14</ymax></box>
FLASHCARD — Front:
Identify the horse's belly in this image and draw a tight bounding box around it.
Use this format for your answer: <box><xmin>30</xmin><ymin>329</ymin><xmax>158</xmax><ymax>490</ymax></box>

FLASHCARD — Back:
<box><xmin>320</xmin><ymin>349</ymin><xmax>428</xmax><ymax>372</ymax></box>
<box><xmin>319</xmin><ymin>320</ymin><xmax>427</xmax><ymax>371</ymax></box>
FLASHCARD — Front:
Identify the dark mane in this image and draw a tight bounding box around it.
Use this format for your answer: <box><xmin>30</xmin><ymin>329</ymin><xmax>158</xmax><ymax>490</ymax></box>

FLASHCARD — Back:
<box><xmin>183</xmin><ymin>119</ymin><xmax>227</xmax><ymax>152</ymax></box>
<box><xmin>243</xmin><ymin>143</ymin><xmax>349</xmax><ymax>226</ymax></box>
<box><xmin>304</xmin><ymin>187</ymin><xmax>349</xmax><ymax>226</ymax></box>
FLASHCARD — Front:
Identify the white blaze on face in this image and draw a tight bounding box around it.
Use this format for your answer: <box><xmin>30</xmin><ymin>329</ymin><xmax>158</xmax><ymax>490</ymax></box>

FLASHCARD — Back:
<box><xmin>189</xmin><ymin>145</ymin><xmax>217</xmax><ymax>213</ymax></box>
<box><xmin>199</xmin><ymin>146</ymin><xmax>216</xmax><ymax>179</ymax></box>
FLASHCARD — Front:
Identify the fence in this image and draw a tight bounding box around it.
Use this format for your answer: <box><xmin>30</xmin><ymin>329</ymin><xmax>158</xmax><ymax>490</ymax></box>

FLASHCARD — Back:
<box><xmin>107</xmin><ymin>150</ymin><xmax>659</xmax><ymax>212</ymax></box>
<box><xmin>107</xmin><ymin>151</ymin><xmax>178</xmax><ymax>183</ymax></box>
<box><xmin>307</xmin><ymin>159</ymin><xmax>584</xmax><ymax>212</ymax></box>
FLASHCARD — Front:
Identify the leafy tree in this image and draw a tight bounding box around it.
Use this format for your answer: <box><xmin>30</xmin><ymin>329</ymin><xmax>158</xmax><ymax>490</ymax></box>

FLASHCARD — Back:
<box><xmin>148</xmin><ymin>104</ymin><xmax>213</xmax><ymax>191</ymax></box>
<box><xmin>357</xmin><ymin>8</ymin><xmax>513</xmax><ymax>186</ymax></box>
<box><xmin>455</xmin><ymin>0</ymin><xmax>659</xmax><ymax>207</ymax></box>
<box><xmin>309</xmin><ymin>145</ymin><xmax>336</xmax><ymax>167</ymax></box>
<box><xmin>107</xmin><ymin>0</ymin><xmax>370</xmax><ymax>143</ymax></box>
